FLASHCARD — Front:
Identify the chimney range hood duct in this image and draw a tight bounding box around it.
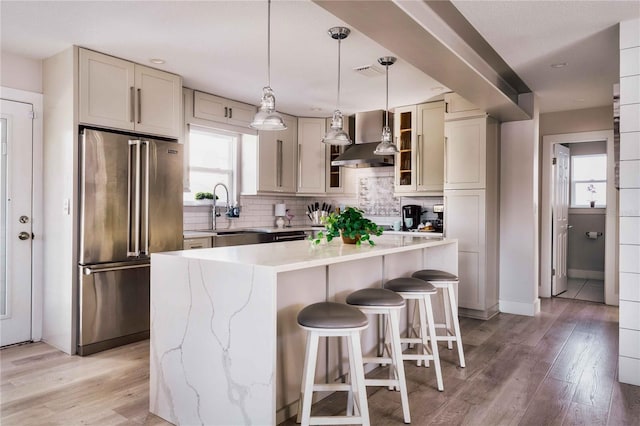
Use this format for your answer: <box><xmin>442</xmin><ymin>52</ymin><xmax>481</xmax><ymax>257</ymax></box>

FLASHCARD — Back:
<box><xmin>331</xmin><ymin>110</ymin><xmax>394</xmax><ymax>167</ymax></box>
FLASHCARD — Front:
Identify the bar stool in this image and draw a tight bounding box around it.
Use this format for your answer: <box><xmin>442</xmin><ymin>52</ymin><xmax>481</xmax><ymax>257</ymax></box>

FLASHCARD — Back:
<box><xmin>412</xmin><ymin>269</ymin><xmax>466</xmax><ymax>368</ymax></box>
<box><xmin>383</xmin><ymin>277</ymin><xmax>444</xmax><ymax>392</ymax></box>
<box><xmin>297</xmin><ymin>302</ymin><xmax>370</xmax><ymax>426</ymax></box>
<box><xmin>346</xmin><ymin>288</ymin><xmax>411</xmax><ymax>424</ymax></box>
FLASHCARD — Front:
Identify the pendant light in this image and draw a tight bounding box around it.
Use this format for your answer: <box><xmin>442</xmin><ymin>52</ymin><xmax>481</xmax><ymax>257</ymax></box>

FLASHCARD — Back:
<box><xmin>250</xmin><ymin>0</ymin><xmax>287</xmax><ymax>131</ymax></box>
<box><xmin>374</xmin><ymin>56</ymin><xmax>399</xmax><ymax>155</ymax></box>
<box><xmin>322</xmin><ymin>27</ymin><xmax>352</xmax><ymax>146</ymax></box>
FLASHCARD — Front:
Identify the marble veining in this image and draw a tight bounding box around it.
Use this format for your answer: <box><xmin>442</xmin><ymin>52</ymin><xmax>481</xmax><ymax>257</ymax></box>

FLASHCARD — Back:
<box><xmin>150</xmin><ymin>237</ymin><xmax>458</xmax><ymax>425</ymax></box>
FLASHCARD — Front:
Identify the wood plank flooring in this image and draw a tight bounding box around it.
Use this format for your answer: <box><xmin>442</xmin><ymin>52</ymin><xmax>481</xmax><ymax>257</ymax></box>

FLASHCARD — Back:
<box><xmin>2</xmin><ymin>298</ymin><xmax>639</xmax><ymax>425</ymax></box>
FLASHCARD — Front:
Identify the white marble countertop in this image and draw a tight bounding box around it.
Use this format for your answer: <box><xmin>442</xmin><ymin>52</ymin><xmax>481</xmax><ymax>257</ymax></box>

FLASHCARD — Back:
<box><xmin>158</xmin><ymin>235</ymin><xmax>455</xmax><ymax>273</ymax></box>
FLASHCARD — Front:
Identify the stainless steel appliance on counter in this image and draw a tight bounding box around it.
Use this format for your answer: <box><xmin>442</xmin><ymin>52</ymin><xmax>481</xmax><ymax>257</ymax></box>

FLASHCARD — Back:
<box><xmin>77</xmin><ymin>128</ymin><xmax>183</xmax><ymax>355</ymax></box>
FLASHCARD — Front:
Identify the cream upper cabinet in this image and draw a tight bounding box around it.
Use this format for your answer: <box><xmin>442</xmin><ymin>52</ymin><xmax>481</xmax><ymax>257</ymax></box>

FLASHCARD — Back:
<box><xmin>242</xmin><ymin>114</ymin><xmax>297</xmax><ymax>195</ymax></box>
<box><xmin>79</xmin><ymin>48</ymin><xmax>182</xmax><ymax>138</ymax></box>
<box><xmin>297</xmin><ymin>118</ymin><xmax>326</xmax><ymax>195</ymax></box>
<box><xmin>261</xmin><ymin>115</ymin><xmax>298</xmax><ymax>193</ymax></box>
<box><xmin>325</xmin><ymin>117</ymin><xmax>355</xmax><ymax>195</ymax></box>
<box><xmin>394</xmin><ymin>101</ymin><xmax>444</xmax><ymax>195</ymax></box>
<box><xmin>416</xmin><ymin>101</ymin><xmax>445</xmax><ymax>193</ymax></box>
<box><xmin>394</xmin><ymin>105</ymin><xmax>417</xmax><ymax>193</ymax></box>
<box><xmin>193</xmin><ymin>91</ymin><xmax>256</xmax><ymax>128</ymax></box>
<box><xmin>444</xmin><ymin>92</ymin><xmax>484</xmax><ymax>121</ymax></box>
<box><xmin>444</xmin><ymin>117</ymin><xmax>487</xmax><ymax>190</ymax></box>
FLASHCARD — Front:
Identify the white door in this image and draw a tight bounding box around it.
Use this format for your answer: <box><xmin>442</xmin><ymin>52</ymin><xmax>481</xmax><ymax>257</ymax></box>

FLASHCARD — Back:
<box><xmin>552</xmin><ymin>144</ymin><xmax>570</xmax><ymax>296</ymax></box>
<box><xmin>1</xmin><ymin>99</ymin><xmax>33</xmax><ymax>346</ymax></box>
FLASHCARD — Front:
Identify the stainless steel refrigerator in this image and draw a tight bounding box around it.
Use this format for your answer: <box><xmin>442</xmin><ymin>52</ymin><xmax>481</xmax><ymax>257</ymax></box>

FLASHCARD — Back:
<box><xmin>77</xmin><ymin>128</ymin><xmax>183</xmax><ymax>355</ymax></box>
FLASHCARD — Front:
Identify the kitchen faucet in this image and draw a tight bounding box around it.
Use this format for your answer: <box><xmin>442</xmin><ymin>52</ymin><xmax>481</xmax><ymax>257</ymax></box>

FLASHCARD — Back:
<box><xmin>212</xmin><ymin>183</ymin><xmax>230</xmax><ymax>230</ymax></box>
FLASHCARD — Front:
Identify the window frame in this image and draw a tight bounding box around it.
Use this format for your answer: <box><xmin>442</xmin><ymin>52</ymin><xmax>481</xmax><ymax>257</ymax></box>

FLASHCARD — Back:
<box><xmin>184</xmin><ymin>124</ymin><xmax>241</xmax><ymax>205</ymax></box>
<box><xmin>570</xmin><ymin>153</ymin><xmax>607</xmax><ymax>208</ymax></box>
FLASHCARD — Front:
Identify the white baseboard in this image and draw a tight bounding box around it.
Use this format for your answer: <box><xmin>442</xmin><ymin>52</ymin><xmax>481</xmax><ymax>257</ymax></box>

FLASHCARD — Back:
<box><xmin>568</xmin><ymin>269</ymin><xmax>605</xmax><ymax>280</ymax></box>
<box><xmin>499</xmin><ymin>298</ymin><xmax>540</xmax><ymax>317</ymax></box>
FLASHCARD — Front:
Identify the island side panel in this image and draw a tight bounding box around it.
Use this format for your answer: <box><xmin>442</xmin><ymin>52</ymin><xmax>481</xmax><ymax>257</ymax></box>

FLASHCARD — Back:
<box><xmin>275</xmin><ymin>266</ymin><xmax>328</xmax><ymax>423</ymax></box>
<box><xmin>150</xmin><ymin>254</ymin><xmax>277</xmax><ymax>425</ymax></box>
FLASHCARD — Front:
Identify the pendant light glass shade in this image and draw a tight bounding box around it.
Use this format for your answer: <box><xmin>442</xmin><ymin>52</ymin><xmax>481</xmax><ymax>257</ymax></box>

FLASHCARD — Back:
<box><xmin>374</xmin><ymin>56</ymin><xmax>399</xmax><ymax>155</ymax></box>
<box><xmin>322</xmin><ymin>26</ymin><xmax>352</xmax><ymax>146</ymax></box>
<box><xmin>250</xmin><ymin>0</ymin><xmax>286</xmax><ymax>131</ymax></box>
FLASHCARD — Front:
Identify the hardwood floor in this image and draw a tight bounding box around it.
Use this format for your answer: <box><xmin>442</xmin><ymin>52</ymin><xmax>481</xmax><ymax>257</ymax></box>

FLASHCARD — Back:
<box><xmin>2</xmin><ymin>298</ymin><xmax>639</xmax><ymax>425</ymax></box>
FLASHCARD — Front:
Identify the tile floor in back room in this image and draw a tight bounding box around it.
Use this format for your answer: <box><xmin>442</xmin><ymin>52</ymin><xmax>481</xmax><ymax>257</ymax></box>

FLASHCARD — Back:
<box><xmin>557</xmin><ymin>278</ymin><xmax>605</xmax><ymax>303</ymax></box>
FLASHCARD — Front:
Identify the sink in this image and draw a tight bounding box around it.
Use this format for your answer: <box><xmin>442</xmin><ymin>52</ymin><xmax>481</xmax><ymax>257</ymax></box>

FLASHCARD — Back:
<box><xmin>212</xmin><ymin>230</ymin><xmax>272</xmax><ymax>247</ymax></box>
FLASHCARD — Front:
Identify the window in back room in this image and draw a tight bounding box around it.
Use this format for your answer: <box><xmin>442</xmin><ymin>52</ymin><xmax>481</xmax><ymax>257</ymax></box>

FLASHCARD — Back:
<box><xmin>570</xmin><ymin>153</ymin><xmax>607</xmax><ymax>208</ymax></box>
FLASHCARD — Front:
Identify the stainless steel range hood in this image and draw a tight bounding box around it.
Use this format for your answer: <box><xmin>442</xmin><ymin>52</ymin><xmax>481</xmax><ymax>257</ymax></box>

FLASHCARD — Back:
<box><xmin>331</xmin><ymin>110</ymin><xmax>394</xmax><ymax>167</ymax></box>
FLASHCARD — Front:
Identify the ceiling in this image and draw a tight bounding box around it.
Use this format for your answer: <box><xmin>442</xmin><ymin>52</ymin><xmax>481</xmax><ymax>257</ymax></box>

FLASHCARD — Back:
<box><xmin>1</xmin><ymin>1</ymin><xmax>638</xmax><ymax>117</ymax></box>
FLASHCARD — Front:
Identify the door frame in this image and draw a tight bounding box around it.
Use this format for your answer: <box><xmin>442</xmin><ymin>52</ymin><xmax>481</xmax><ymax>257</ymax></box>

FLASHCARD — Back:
<box><xmin>541</xmin><ymin>130</ymin><xmax>618</xmax><ymax>305</ymax></box>
<box><xmin>1</xmin><ymin>86</ymin><xmax>43</xmax><ymax>341</ymax></box>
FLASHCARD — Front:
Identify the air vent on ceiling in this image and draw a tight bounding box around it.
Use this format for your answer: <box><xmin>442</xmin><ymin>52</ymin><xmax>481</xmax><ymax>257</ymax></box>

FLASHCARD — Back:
<box><xmin>353</xmin><ymin>64</ymin><xmax>383</xmax><ymax>77</ymax></box>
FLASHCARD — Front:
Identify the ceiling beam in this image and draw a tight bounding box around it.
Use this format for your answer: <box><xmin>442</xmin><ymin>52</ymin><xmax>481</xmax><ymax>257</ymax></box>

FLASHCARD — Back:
<box><xmin>313</xmin><ymin>0</ymin><xmax>532</xmax><ymax>122</ymax></box>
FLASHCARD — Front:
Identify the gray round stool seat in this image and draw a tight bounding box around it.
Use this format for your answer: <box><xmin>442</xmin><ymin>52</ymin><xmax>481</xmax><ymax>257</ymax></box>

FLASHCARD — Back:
<box><xmin>384</xmin><ymin>277</ymin><xmax>437</xmax><ymax>294</ymax></box>
<box><xmin>297</xmin><ymin>302</ymin><xmax>368</xmax><ymax>329</ymax></box>
<box><xmin>412</xmin><ymin>269</ymin><xmax>458</xmax><ymax>281</ymax></box>
<box><xmin>346</xmin><ymin>288</ymin><xmax>405</xmax><ymax>307</ymax></box>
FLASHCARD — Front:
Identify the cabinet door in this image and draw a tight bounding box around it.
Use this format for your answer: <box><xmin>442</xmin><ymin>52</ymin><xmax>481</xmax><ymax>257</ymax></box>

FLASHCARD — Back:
<box><xmin>257</xmin><ymin>130</ymin><xmax>279</xmax><ymax>192</ymax></box>
<box><xmin>416</xmin><ymin>101</ymin><xmax>444</xmax><ymax>193</ymax></box>
<box><xmin>444</xmin><ymin>93</ymin><xmax>484</xmax><ymax>121</ymax></box>
<box><xmin>394</xmin><ymin>105</ymin><xmax>416</xmax><ymax>192</ymax></box>
<box><xmin>457</xmin><ymin>251</ymin><xmax>483</xmax><ymax>310</ymax></box>
<box><xmin>324</xmin><ymin>116</ymin><xmax>354</xmax><ymax>194</ymax></box>
<box><xmin>193</xmin><ymin>91</ymin><xmax>227</xmax><ymax>122</ymax></box>
<box><xmin>183</xmin><ymin>237</ymin><xmax>212</xmax><ymax>249</ymax></box>
<box><xmin>297</xmin><ymin>118</ymin><xmax>326</xmax><ymax>194</ymax></box>
<box><xmin>444</xmin><ymin>190</ymin><xmax>485</xmax><ymax>252</ymax></box>
<box><xmin>257</xmin><ymin>115</ymin><xmax>297</xmax><ymax>193</ymax></box>
<box><xmin>226</xmin><ymin>99</ymin><xmax>256</xmax><ymax>127</ymax></box>
<box><xmin>444</xmin><ymin>117</ymin><xmax>486</xmax><ymax>189</ymax></box>
<box><xmin>279</xmin><ymin>116</ymin><xmax>298</xmax><ymax>193</ymax></box>
<box><xmin>79</xmin><ymin>49</ymin><xmax>135</xmax><ymax>131</ymax></box>
<box><xmin>134</xmin><ymin>65</ymin><xmax>182</xmax><ymax>138</ymax></box>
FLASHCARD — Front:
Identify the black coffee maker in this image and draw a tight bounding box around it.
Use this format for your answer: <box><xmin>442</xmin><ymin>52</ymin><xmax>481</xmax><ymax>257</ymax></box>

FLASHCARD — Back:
<box><xmin>402</xmin><ymin>204</ymin><xmax>421</xmax><ymax>231</ymax></box>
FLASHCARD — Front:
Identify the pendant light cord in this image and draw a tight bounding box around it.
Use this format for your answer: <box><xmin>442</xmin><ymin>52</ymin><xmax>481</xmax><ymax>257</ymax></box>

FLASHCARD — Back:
<box><xmin>337</xmin><ymin>38</ymin><xmax>341</xmax><ymax>109</ymax></box>
<box><xmin>267</xmin><ymin>0</ymin><xmax>271</xmax><ymax>87</ymax></box>
<box><xmin>385</xmin><ymin>63</ymin><xmax>389</xmax><ymax>127</ymax></box>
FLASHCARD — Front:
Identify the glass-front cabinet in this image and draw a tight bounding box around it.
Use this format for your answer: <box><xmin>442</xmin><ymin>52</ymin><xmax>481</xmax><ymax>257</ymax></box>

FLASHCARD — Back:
<box><xmin>394</xmin><ymin>105</ymin><xmax>416</xmax><ymax>192</ymax></box>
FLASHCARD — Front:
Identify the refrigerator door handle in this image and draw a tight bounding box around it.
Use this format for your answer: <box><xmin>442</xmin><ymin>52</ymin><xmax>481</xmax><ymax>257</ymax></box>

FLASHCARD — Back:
<box><xmin>142</xmin><ymin>141</ymin><xmax>150</xmax><ymax>256</ymax></box>
<box><xmin>128</xmin><ymin>140</ymin><xmax>142</xmax><ymax>257</ymax></box>
<box><xmin>83</xmin><ymin>263</ymin><xmax>150</xmax><ymax>275</ymax></box>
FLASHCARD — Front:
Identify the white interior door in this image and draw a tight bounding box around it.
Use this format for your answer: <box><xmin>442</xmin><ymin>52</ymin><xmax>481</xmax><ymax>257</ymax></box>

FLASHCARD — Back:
<box><xmin>552</xmin><ymin>144</ymin><xmax>570</xmax><ymax>296</ymax></box>
<box><xmin>1</xmin><ymin>99</ymin><xmax>33</xmax><ymax>346</ymax></box>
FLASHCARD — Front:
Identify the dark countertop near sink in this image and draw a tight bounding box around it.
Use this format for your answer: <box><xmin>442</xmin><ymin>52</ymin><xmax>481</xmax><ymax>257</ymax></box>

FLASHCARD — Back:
<box><xmin>183</xmin><ymin>225</ymin><xmax>316</xmax><ymax>238</ymax></box>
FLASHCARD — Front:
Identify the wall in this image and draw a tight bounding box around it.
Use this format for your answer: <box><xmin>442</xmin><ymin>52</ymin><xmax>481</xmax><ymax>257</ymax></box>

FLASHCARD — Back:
<box><xmin>0</xmin><ymin>51</ymin><xmax>43</xmax><ymax>93</ymax></box>
<box><xmin>567</xmin><ymin>141</ymin><xmax>607</xmax><ymax>277</ymax></box>
<box><xmin>618</xmin><ymin>18</ymin><xmax>640</xmax><ymax>387</ymax></box>
<box><xmin>499</xmin><ymin>93</ymin><xmax>540</xmax><ymax>316</ymax></box>
<box><xmin>540</xmin><ymin>106</ymin><xmax>613</xmax><ymax>136</ymax></box>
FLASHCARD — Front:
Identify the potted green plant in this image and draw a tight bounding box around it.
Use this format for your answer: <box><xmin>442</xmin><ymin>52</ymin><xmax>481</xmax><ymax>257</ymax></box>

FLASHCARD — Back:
<box><xmin>311</xmin><ymin>207</ymin><xmax>383</xmax><ymax>246</ymax></box>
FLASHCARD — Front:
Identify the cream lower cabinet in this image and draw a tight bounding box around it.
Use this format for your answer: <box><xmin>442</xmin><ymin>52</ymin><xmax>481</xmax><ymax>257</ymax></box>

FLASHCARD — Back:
<box><xmin>242</xmin><ymin>114</ymin><xmax>297</xmax><ymax>195</ymax></box>
<box><xmin>297</xmin><ymin>118</ymin><xmax>326</xmax><ymax>195</ymax></box>
<box><xmin>394</xmin><ymin>101</ymin><xmax>445</xmax><ymax>195</ymax></box>
<box><xmin>183</xmin><ymin>237</ymin><xmax>212</xmax><ymax>250</ymax></box>
<box><xmin>79</xmin><ymin>48</ymin><xmax>182</xmax><ymax>138</ymax></box>
<box><xmin>444</xmin><ymin>190</ymin><xmax>498</xmax><ymax>320</ymax></box>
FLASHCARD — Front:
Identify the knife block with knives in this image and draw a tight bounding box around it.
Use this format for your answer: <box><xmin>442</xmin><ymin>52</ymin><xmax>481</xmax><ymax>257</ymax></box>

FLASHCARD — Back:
<box><xmin>307</xmin><ymin>201</ymin><xmax>332</xmax><ymax>225</ymax></box>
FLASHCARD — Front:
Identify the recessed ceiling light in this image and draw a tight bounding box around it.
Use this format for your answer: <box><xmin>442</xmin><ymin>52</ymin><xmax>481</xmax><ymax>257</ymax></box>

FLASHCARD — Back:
<box><xmin>430</xmin><ymin>86</ymin><xmax>445</xmax><ymax>91</ymax></box>
<box><xmin>310</xmin><ymin>107</ymin><xmax>323</xmax><ymax>112</ymax></box>
<box><xmin>574</xmin><ymin>98</ymin><xmax>585</xmax><ymax>103</ymax></box>
<box><xmin>550</xmin><ymin>62</ymin><xmax>567</xmax><ymax>68</ymax></box>
<box><xmin>150</xmin><ymin>58</ymin><xmax>165</xmax><ymax>64</ymax></box>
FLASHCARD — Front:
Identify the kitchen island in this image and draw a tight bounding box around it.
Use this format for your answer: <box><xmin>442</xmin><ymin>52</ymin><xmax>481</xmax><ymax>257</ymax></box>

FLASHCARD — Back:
<box><xmin>150</xmin><ymin>235</ymin><xmax>458</xmax><ymax>425</ymax></box>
